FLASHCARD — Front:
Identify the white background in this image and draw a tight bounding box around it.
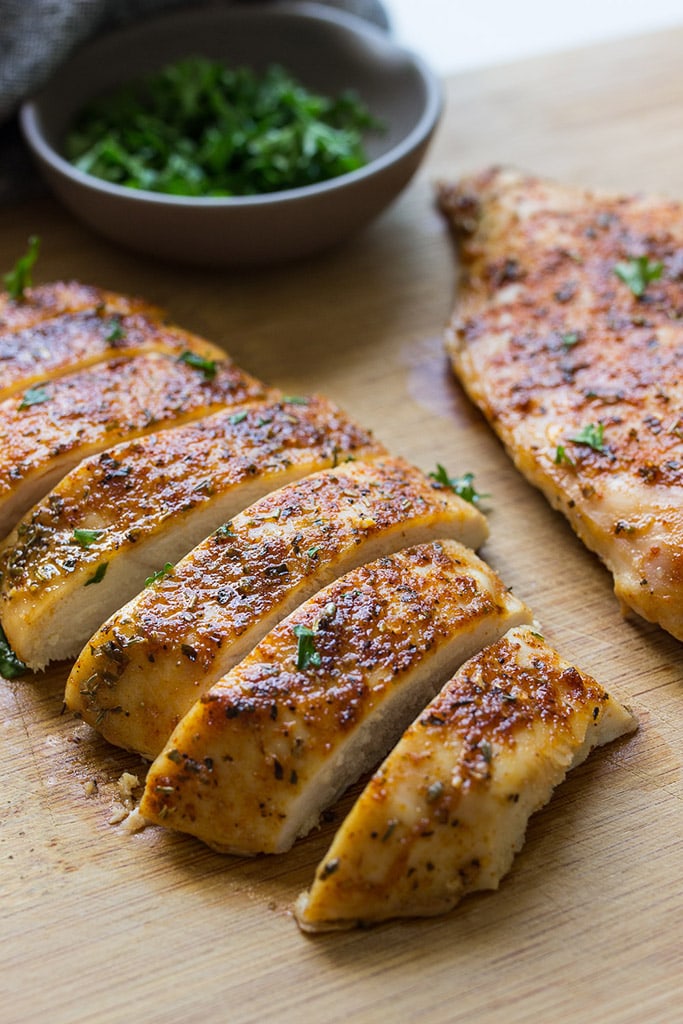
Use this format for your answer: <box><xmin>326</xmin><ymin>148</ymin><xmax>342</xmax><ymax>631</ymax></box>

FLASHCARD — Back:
<box><xmin>386</xmin><ymin>0</ymin><xmax>683</xmax><ymax>73</ymax></box>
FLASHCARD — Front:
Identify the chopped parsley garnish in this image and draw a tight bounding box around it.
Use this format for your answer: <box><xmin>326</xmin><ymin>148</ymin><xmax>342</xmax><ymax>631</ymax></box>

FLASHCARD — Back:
<box><xmin>561</xmin><ymin>331</ymin><xmax>580</xmax><ymax>348</ymax></box>
<box><xmin>570</xmin><ymin>422</ymin><xmax>606</xmax><ymax>452</ymax></box>
<box><xmin>554</xmin><ymin>445</ymin><xmax>575</xmax><ymax>467</ymax></box>
<box><xmin>429</xmin><ymin>464</ymin><xmax>488</xmax><ymax>505</ymax></box>
<box><xmin>293</xmin><ymin>623</ymin><xmax>321</xmax><ymax>670</ymax></box>
<box><xmin>64</xmin><ymin>59</ymin><xmax>381</xmax><ymax>197</ymax></box>
<box><xmin>178</xmin><ymin>350</ymin><xmax>217</xmax><ymax>379</ymax></box>
<box><xmin>614</xmin><ymin>256</ymin><xmax>663</xmax><ymax>297</ymax></box>
<box><xmin>105</xmin><ymin>317</ymin><xmax>126</xmax><ymax>343</ymax></box>
<box><xmin>4</xmin><ymin>236</ymin><xmax>40</xmax><ymax>301</ymax></box>
<box><xmin>145</xmin><ymin>562</ymin><xmax>174</xmax><ymax>587</ymax></box>
<box><xmin>0</xmin><ymin>625</ymin><xmax>26</xmax><ymax>679</ymax></box>
<box><xmin>283</xmin><ymin>396</ymin><xmax>309</xmax><ymax>406</ymax></box>
<box><xmin>229</xmin><ymin>410</ymin><xmax>248</xmax><ymax>425</ymax></box>
<box><xmin>73</xmin><ymin>528</ymin><xmax>104</xmax><ymax>548</ymax></box>
<box><xmin>17</xmin><ymin>385</ymin><xmax>50</xmax><ymax>410</ymax></box>
<box><xmin>84</xmin><ymin>562</ymin><xmax>108</xmax><ymax>586</ymax></box>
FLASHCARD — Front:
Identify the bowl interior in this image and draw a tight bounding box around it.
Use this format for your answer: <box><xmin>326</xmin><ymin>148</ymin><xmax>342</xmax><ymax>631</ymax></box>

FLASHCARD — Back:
<box><xmin>31</xmin><ymin>2</ymin><xmax>438</xmax><ymax>190</ymax></box>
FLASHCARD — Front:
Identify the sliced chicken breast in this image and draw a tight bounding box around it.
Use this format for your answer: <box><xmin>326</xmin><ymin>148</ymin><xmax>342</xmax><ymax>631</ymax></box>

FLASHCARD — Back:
<box><xmin>139</xmin><ymin>541</ymin><xmax>532</xmax><ymax>854</ymax></box>
<box><xmin>0</xmin><ymin>351</ymin><xmax>269</xmax><ymax>539</ymax></box>
<box><xmin>0</xmin><ymin>307</ymin><xmax>227</xmax><ymax>403</ymax></box>
<box><xmin>65</xmin><ymin>459</ymin><xmax>489</xmax><ymax>758</ymax></box>
<box><xmin>0</xmin><ymin>280</ymin><xmax>157</xmax><ymax>335</ymax></box>
<box><xmin>438</xmin><ymin>167</ymin><xmax>683</xmax><ymax>641</ymax></box>
<box><xmin>295</xmin><ymin>625</ymin><xmax>636</xmax><ymax>931</ymax></box>
<box><xmin>1</xmin><ymin>396</ymin><xmax>384</xmax><ymax>669</ymax></box>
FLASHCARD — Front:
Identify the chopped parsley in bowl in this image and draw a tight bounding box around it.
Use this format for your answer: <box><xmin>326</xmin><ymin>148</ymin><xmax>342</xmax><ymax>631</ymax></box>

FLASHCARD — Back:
<box><xmin>19</xmin><ymin>3</ymin><xmax>442</xmax><ymax>266</ymax></box>
<box><xmin>65</xmin><ymin>58</ymin><xmax>383</xmax><ymax>197</ymax></box>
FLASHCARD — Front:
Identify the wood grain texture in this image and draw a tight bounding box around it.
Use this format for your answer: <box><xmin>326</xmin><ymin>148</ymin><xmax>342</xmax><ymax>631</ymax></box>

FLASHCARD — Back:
<box><xmin>2</xmin><ymin>27</ymin><xmax>682</xmax><ymax>1024</ymax></box>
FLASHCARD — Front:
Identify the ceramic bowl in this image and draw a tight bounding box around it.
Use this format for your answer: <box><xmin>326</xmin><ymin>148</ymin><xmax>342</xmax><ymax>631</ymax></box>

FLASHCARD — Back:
<box><xmin>20</xmin><ymin>2</ymin><xmax>442</xmax><ymax>266</ymax></box>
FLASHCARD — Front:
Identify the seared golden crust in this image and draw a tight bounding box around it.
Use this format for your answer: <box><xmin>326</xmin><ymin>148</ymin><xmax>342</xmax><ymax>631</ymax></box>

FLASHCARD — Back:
<box><xmin>439</xmin><ymin>167</ymin><xmax>683</xmax><ymax>639</ymax></box>
<box><xmin>0</xmin><ymin>308</ymin><xmax>226</xmax><ymax>403</ymax></box>
<box><xmin>0</xmin><ymin>281</ymin><xmax>158</xmax><ymax>334</ymax></box>
<box><xmin>440</xmin><ymin>168</ymin><xmax>683</xmax><ymax>486</ymax></box>
<box><xmin>412</xmin><ymin>633</ymin><xmax>607</xmax><ymax>765</ymax></box>
<box><xmin>295</xmin><ymin>626</ymin><xmax>636</xmax><ymax>930</ymax></box>
<box><xmin>0</xmin><ymin>352</ymin><xmax>268</xmax><ymax>538</ymax></box>
<box><xmin>0</xmin><ymin>395</ymin><xmax>384</xmax><ymax>667</ymax></box>
<box><xmin>0</xmin><ymin>395</ymin><xmax>381</xmax><ymax>591</ymax></box>
<box><xmin>139</xmin><ymin>541</ymin><xmax>530</xmax><ymax>854</ymax></box>
<box><xmin>65</xmin><ymin>458</ymin><xmax>488</xmax><ymax>758</ymax></box>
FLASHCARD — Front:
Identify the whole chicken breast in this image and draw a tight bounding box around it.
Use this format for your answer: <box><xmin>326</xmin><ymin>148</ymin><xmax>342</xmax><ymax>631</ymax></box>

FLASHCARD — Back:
<box><xmin>439</xmin><ymin>167</ymin><xmax>683</xmax><ymax>641</ymax></box>
<box><xmin>295</xmin><ymin>625</ymin><xmax>636</xmax><ymax>931</ymax></box>
<box><xmin>65</xmin><ymin>458</ymin><xmax>488</xmax><ymax>758</ymax></box>
<box><xmin>139</xmin><ymin>541</ymin><xmax>532</xmax><ymax>854</ymax></box>
<box><xmin>0</xmin><ymin>351</ymin><xmax>269</xmax><ymax>539</ymax></box>
<box><xmin>0</xmin><ymin>395</ymin><xmax>383</xmax><ymax>669</ymax></box>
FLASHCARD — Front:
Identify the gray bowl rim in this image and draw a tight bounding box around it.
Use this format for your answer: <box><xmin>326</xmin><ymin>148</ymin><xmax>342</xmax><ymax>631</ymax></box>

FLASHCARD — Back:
<box><xmin>20</xmin><ymin>0</ymin><xmax>443</xmax><ymax>210</ymax></box>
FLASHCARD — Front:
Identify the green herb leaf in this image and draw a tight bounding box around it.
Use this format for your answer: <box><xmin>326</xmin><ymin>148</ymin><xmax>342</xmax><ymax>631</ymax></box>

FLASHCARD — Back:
<box><xmin>178</xmin><ymin>350</ymin><xmax>217</xmax><ymax>379</ymax></box>
<box><xmin>229</xmin><ymin>410</ymin><xmax>248</xmax><ymax>425</ymax></box>
<box><xmin>17</xmin><ymin>385</ymin><xmax>49</xmax><ymax>410</ymax></box>
<box><xmin>429</xmin><ymin>464</ymin><xmax>489</xmax><ymax>505</ymax></box>
<box><xmin>145</xmin><ymin>562</ymin><xmax>174</xmax><ymax>587</ymax></box>
<box><xmin>105</xmin><ymin>316</ymin><xmax>126</xmax><ymax>343</ymax></box>
<box><xmin>554</xmin><ymin>445</ymin><xmax>575</xmax><ymax>467</ymax></box>
<box><xmin>84</xmin><ymin>562</ymin><xmax>108</xmax><ymax>586</ymax></box>
<box><xmin>283</xmin><ymin>396</ymin><xmax>309</xmax><ymax>406</ymax></box>
<box><xmin>4</xmin><ymin>236</ymin><xmax>40</xmax><ymax>302</ymax></box>
<box><xmin>0</xmin><ymin>624</ymin><xmax>26</xmax><ymax>679</ymax></box>
<box><xmin>570</xmin><ymin>422</ymin><xmax>606</xmax><ymax>452</ymax></box>
<box><xmin>614</xmin><ymin>256</ymin><xmax>663</xmax><ymax>297</ymax></box>
<box><xmin>73</xmin><ymin>528</ymin><xmax>104</xmax><ymax>548</ymax></box>
<box><xmin>561</xmin><ymin>331</ymin><xmax>580</xmax><ymax>348</ymax></box>
<box><xmin>293</xmin><ymin>623</ymin><xmax>322</xmax><ymax>670</ymax></box>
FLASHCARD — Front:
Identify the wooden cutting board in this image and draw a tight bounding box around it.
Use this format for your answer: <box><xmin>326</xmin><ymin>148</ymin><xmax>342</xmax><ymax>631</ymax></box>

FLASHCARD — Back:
<box><xmin>2</xmin><ymin>26</ymin><xmax>682</xmax><ymax>1024</ymax></box>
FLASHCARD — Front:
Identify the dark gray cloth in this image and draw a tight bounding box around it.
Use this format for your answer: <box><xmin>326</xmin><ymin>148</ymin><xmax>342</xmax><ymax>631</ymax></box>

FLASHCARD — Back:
<box><xmin>0</xmin><ymin>0</ymin><xmax>390</xmax><ymax>123</ymax></box>
<box><xmin>0</xmin><ymin>0</ymin><xmax>390</xmax><ymax>202</ymax></box>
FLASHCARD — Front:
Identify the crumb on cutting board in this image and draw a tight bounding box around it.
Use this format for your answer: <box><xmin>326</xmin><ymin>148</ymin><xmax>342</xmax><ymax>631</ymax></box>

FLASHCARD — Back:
<box><xmin>82</xmin><ymin>778</ymin><xmax>98</xmax><ymax>798</ymax></box>
<box><xmin>109</xmin><ymin>771</ymin><xmax>145</xmax><ymax>828</ymax></box>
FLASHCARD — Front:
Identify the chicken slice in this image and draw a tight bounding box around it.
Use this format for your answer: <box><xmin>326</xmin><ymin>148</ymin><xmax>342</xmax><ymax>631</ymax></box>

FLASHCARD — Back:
<box><xmin>0</xmin><ymin>307</ymin><xmax>227</xmax><ymax>403</ymax></box>
<box><xmin>438</xmin><ymin>167</ymin><xmax>683</xmax><ymax>641</ymax></box>
<box><xmin>65</xmin><ymin>458</ymin><xmax>488</xmax><ymax>758</ymax></box>
<box><xmin>295</xmin><ymin>625</ymin><xmax>636</xmax><ymax>931</ymax></box>
<box><xmin>139</xmin><ymin>540</ymin><xmax>531</xmax><ymax>854</ymax></box>
<box><xmin>0</xmin><ymin>280</ymin><xmax>157</xmax><ymax>335</ymax></box>
<box><xmin>0</xmin><ymin>351</ymin><xmax>269</xmax><ymax>539</ymax></box>
<box><xmin>1</xmin><ymin>395</ymin><xmax>384</xmax><ymax>669</ymax></box>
